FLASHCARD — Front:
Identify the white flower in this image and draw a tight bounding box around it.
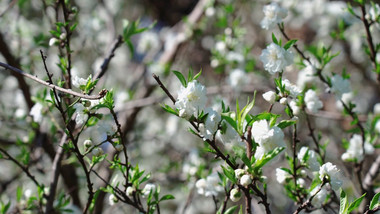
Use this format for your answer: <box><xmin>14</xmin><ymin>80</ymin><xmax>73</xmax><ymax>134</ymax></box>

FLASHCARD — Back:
<box><xmin>49</xmin><ymin>38</ymin><xmax>58</xmax><ymax>46</ymax></box>
<box><xmin>24</xmin><ymin>189</ymin><xmax>33</xmax><ymax>198</ymax></box>
<box><xmin>310</xmin><ymin>186</ymin><xmax>328</xmax><ymax>208</ymax></box>
<box><xmin>200</xmin><ymin>108</ymin><xmax>221</xmax><ymax>140</ymax></box>
<box><xmin>304</xmin><ymin>90</ymin><xmax>323</xmax><ymax>113</ymax></box>
<box><xmin>205</xmin><ymin>7</ymin><xmax>216</xmax><ymax>17</ymax></box>
<box><xmin>251</xmin><ymin>120</ymin><xmax>285</xmax><ymax>159</ymax></box>
<box><xmin>376</xmin><ymin>121</ymin><xmax>380</xmax><ymax>133</ymax></box>
<box><xmin>373</xmin><ymin>103</ymin><xmax>380</xmax><ymax>115</ymax></box>
<box><xmin>235</xmin><ymin>169</ymin><xmax>246</xmax><ymax>179</ymax></box>
<box><xmin>137</xmin><ymin>31</ymin><xmax>160</xmax><ymax>54</ymax></box>
<box><xmin>297</xmin><ymin>62</ymin><xmax>317</xmax><ymax>89</ymax></box>
<box><xmin>182</xmin><ymin>149</ymin><xmax>203</xmax><ymax>176</ymax></box>
<box><xmin>30</xmin><ymin>102</ymin><xmax>44</xmax><ymax>123</ymax></box>
<box><xmin>240</xmin><ymin>174</ymin><xmax>252</xmax><ymax>187</ymax></box>
<box><xmin>260</xmin><ymin>43</ymin><xmax>294</xmax><ymax>74</ymax></box>
<box><xmin>330</xmin><ymin>75</ymin><xmax>351</xmax><ymax>99</ymax></box>
<box><xmin>142</xmin><ymin>183</ymin><xmax>156</xmax><ymax>197</ymax></box>
<box><xmin>84</xmin><ymin>139</ymin><xmax>92</xmax><ymax>148</ymax></box>
<box><xmin>230</xmin><ymin>188</ymin><xmax>241</xmax><ymax>202</ymax></box>
<box><xmin>279</xmin><ymin>97</ymin><xmax>287</xmax><ymax>105</ymax></box>
<box><xmin>148</xmin><ymin>62</ymin><xmax>165</xmax><ymax>76</ymax></box>
<box><xmin>73</xmin><ymin>103</ymin><xmax>88</xmax><ymax>125</ymax></box>
<box><xmin>297</xmin><ymin>147</ymin><xmax>320</xmax><ymax>171</ymax></box>
<box><xmin>276</xmin><ymin>168</ymin><xmax>290</xmax><ymax>184</ymax></box>
<box><xmin>59</xmin><ymin>33</ymin><xmax>67</xmax><ymax>40</ymax></box>
<box><xmin>226</xmin><ymin>51</ymin><xmax>244</xmax><ymax>63</ymax></box>
<box><xmin>297</xmin><ymin>178</ymin><xmax>306</xmax><ymax>187</ymax></box>
<box><xmin>215</xmin><ymin>41</ymin><xmax>227</xmax><ymax>53</ymax></box>
<box><xmin>175</xmin><ymin>80</ymin><xmax>207</xmax><ymax>119</ymax></box>
<box><xmin>368</xmin><ymin>4</ymin><xmax>380</xmax><ymax>21</ymax></box>
<box><xmin>216</xmin><ymin>121</ymin><xmax>240</xmax><ymax>144</ymax></box>
<box><xmin>228</xmin><ymin>69</ymin><xmax>248</xmax><ymax>91</ymax></box>
<box><xmin>341</xmin><ymin>134</ymin><xmax>374</xmax><ymax>162</ymax></box>
<box><xmin>195</xmin><ymin>173</ymin><xmax>223</xmax><ymax>197</ymax></box>
<box><xmin>72</xmin><ymin>75</ymin><xmax>88</xmax><ymax>88</ymax></box>
<box><xmin>260</xmin><ymin>2</ymin><xmax>288</xmax><ymax>30</ymax></box>
<box><xmin>319</xmin><ymin>162</ymin><xmax>343</xmax><ymax>191</ymax></box>
<box><xmin>289</xmin><ymin>100</ymin><xmax>300</xmax><ymax>115</ymax></box>
<box><xmin>262</xmin><ymin>91</ymin><xmax>276</xmax><ymax>104</ymax></box>
<box><xmin>282</xmin><ymin>79</ymin><xmax>302</xmax><ymax>97</ymax></box>
<box><xmin>108</xmin><ymin>194</ymin><xmax>117</xmax><ymax>206</ymax></box>
<box><xmin>336</xmin><ymin>92</ymin><xmax>354</xmax><ymax>110</ymax></box>
<box><xmin>92</xmin><ymin>147</ymin><xmax>104</xmax><ymax>156</ymax></box>
<box><xmin>126</xmin><ymin>186</ymin><xmax>136</xmax><ymax>197</ymax></box>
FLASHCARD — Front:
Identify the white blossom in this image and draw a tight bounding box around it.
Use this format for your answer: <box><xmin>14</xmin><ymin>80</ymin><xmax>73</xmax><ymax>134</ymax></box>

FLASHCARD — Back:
<box><xmin>199</xmin><ymin>108</ymin><xmax>221</xmax><ymax>140</ymax></box>
<box><xmin>373</xmin><ymin>103</ymin><xmax>380</xmax><ymax>115</ymax></box>
<box><xmin>251</xmin><ymin>120</ymin><xmax>285</xmax><ymax>159</ymax></box>
<box><xmin>182</xmin><ymin>149</ymin><xmax>203</xmax><ymax>176</ymax></box>
<box><xmin>376</xmin><ymin>121</ymin><xmax>380</xmax><ymax>133</ymax></box>
<box><xmin>330</xmin><ymin>75</ymin><xmax>351</xmax><ymax>99</ymax></box>
<box><xmin>282</xmin><ymin>79</ymin><xmax>302</xmax><ymax>97</ymax></box>
<box><xmin>49</xmin><ymin>38</ymin><xmax>58</xmax><ymax>46</ymax></box>
<box><xmin>230</xmin><ymin>188</ymin><xmax>241</xmax><ymax>202</ymax></box>
<box><xmin>310</xmin><ymin>186</ymin><xmax>328</xmax><ymax>208</ymax></box>
<box><xmin>92</xmin><ymin>147</ymin><xmax>104</xmax><ymax>156</ymax></box>
<box><xmin>215</xmin><ymin>41</ymin><xmax>227</xmax><ymax>54</ymax></box>
<box><xmin>175</xmin><ymin>80</ymin><xmax>207</xmax><ymax>119</ymax></box>
<box><xmin>297</xmin><ymin>62</ymin><xmax>317</xmax><ymax>89</ymax></box>
<box><xmin>108</xmin><ymin>194</ymin><xmax>117</xmax><ymax>206</ymax></box>
<box><xmin>289</xmin><ymin>100</ymin><xmax>300</xmax><ymax>115</ymax></box>
<box><xmin>304</xmin><ymin>89</ymin><xmax>323</xmax><ymax>113</ymax></box>
<box><xmin>260</xmin><ymin>43</ymin><xmax>294</xmax><ymax>75</ymax></box>
<box><xmin>319</xmin><ymin>162</ymin><xmax>343</xmax><ymax>191</ymax></box>
<box><xmin>341</xmin><ymin>134</ymin><xmax>374</xmax><ymax>162</ymax></box>
<box><xmin>297</xmin><ymin>147</ymin><xmax>320</xmax><ymax>171</ymax></box>
<box><xmin>262</xmin><ymin>91</ymin><xmax>276</xmax><ymax>104</ymax></box>
<box><xmin>260</xmin><ymin>2</ymin><xmax>288</xmax><ymax>30</ymax></box>
<box><xmin>279</xmin><ymin>97</ymin><xmax>287</xmax><ymax>105</ymax></box>
<box><xmin>228</xmin><ymin>69</ymin><xmax>249</xmax><ymax>91</ymax></box>
<box><xmin>235</xmin><ymin>169</ymin><xmax>246</xmax><ymax>179</ymax></box>
<box><xmin>114</xmin><ymin>144</ymin><xmax>124</xmax><ymax>152</ymax></box>
<box><xmin>84</xmin><ymin>139</ymin><xmax>92</xmax><ymax>148</ymax></box>
<box><xmin>142</xmin><ymin>183</ymin><xmax>156</xmax><ymax>197</ymax></box>
<box><xmin>205</xmin><ymin>7</ymin><xmax>216</xmax><ymax>17</ymax></box>
<box><xmin>195</xmin><ymin>173</ymin><xmax>223</xmax><ymax>197</ymax></box>
<box><xmin>276</xmin><ymin>168</ymin><xmax>290</xmax><ymax>184</ymax></box>
<box><xmin>30</xmin><ymin>102</ymin><xmax>44</xmax><ymax>123</ymax></box>
<box><xmin>73</xmin><ymin>103</ymin><xmax>88</xmax><ymax>125</ymax></box>
<box><xmin>137</xmin><ymin>31</ymin><xmax>160</xmax><ymax>54</ymax></box>
<box><xmin>126</xmin><ymin>186</ymin><xmax>136</xmax><ymax>197</ymax></box>
<box><xmin>72</xmin><ymin>75</ymin><xmax>88</xmax><ymax>88</ymax></box>
<box><xmin>240</xmin><ymin>174</ymin><xmax>252</xmax><ymax>187</ymax></box>
<box><xmin>226</xmin><ymin>51</ymin><xmax>244</xmax><ymax>63</ymax></box>
<box><xmin>216</xmin><ymin>121</ymin><xmax>240</xmax><ymax>144</ymax></box>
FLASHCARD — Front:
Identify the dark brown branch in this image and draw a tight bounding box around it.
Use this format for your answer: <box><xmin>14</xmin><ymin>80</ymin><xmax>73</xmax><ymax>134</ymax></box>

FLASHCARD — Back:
<box><xmin>293</xmin><ymin>181</ymin><xmax>326</xmax><ymax>214</ymax></box>
<box><xmin>0</xmin><ymin>62</ymin><xmax>106</xmax><ymax>100</ymax></box>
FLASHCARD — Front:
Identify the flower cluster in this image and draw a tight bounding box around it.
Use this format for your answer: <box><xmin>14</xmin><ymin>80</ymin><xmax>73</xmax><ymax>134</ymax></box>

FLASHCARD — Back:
<box><xmin>175</xmin><ymin>80</ymin><xmax>207</xmax><ymax>119</ymax></box>
<box><xmin>260</xmin><ymin>43</ymin><xmax>294</xmax><ymax>74</ymax></box>
<box><xmin>341</xmin><ymin>134</ymin><xmax>374</xmax><ymax>162</ymax></box>
<box><xmin>251</xmin><ymin>120</ymin><xmax>285</xmax><ymax>159</ymax></box>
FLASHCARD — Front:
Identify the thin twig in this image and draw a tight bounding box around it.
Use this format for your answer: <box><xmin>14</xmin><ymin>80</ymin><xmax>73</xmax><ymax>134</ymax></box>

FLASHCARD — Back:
<box><xmin>293</xmin><ymin>182</ymin><xmax>326</xmax><ymax>214</ymax></box>
<box><xmin>0</xmin><ymin>62</ymin><xmax>106</xmax><ymax>100</ymax></box>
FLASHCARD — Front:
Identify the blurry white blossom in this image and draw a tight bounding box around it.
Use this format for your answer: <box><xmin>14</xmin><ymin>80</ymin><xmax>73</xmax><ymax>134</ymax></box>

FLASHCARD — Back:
<box><xmin>137</xmin><ymin>31</ymin><xmax>160</xmax><ymax>54</ymax></box>
<box><xmin>289</xmin><ymin>100</ymin><xmax>300</xmax><ymax>115</ymax></box>
<box><xmin>376</xmin><ymin>121</ymin><xmax>380</xmax><ymax>133</ymax></box>
<box><xmin>341</xmin><ymin>134</ymin><xmax>374</xmax><ymax>162</ymax></box>
<box><xmin>49</xmin><ymin>38</ymin><xmax>58</xmax><ymax>46</ymax></box>
<box><xmin>304</xmin><ymin>89</ymin><xmax>323</xmax><ymax>113</ymax></box>
<box><xmin>336</xmin><ymin>92</ymin><xmax>354</xmax><ymax>110</ymax></box>
<box><xmin>205</xmin><ymin>7</ymin><xmax>216</xmax><ymax>17</ymax></box>
<box><xmin>276</xmin><ymin>168</ymin><xmax>291</xmax><ymax>184</ymax></box>
<box><xmin>319</xmin><ymin>162</ymin><xmax>343</xmax><ymax>191</ymax></box>
<box><xmin>297</xmin><ymin>62</ymin><xmax>317</xmax><ymax>89</ymax></box>
<box><xmin>330</xmin><ymin>75</ymin><xmax>351</xmax><ymax>99</ymax></box>
<box><xmin>216</xmin><ymin>121</ymin><xmax>240</xmax><ymax>144</ymax></box>
<box><xmin>230</xmin><ymin>188</ymin><xmax>241</xmax><ymax>202</ymax></box>
<box><xmin>142</xmin><ymin>183</ymin><xmax>156</xmax><ymax>197</ymax></box>
<box><xmin>72</xmin><ymin>75</ymin><xmax>88</xmax><ymax>88</ymax></box>
<box><xmin>92</xmin><ymin>147</ymin><xmax>104</xmax><ymax>156</ymax></box>
<box><xmin>73</xmin><ymin>103</ymin><xmax>88</xmax><ymax>125</ymax></box>
<box><xmin>260</xmin><ymin>2</ymin><xmax>288</xmax><ymax>30</ymax></box>
<box><xmin>195</xmin><ymin>173</ymin><xmax>223</xmax><ymax>197</ymax></box>
<box><xmin>282</xmin><ymin>79</ymin><xmax>302</xmax><ymax>97</ymax></box>
<box><xmin>228</xmin><ymin>69</ymin><xmax>249</xmax><ymax>91</ymax></box>
<box><xmin>126</xmin><ymin>186</ymin><xmax>136</xmax><ymax>197</ymax></box>
<box><xmin>182</xmin><ymin>149</ymin><xmax>204</xmax><ymax>176</ymax></box>
<box><xmin>84</xmin><ymin>139</ymin><xmax>92</xmax><ymax>148</ymax></box>
<box><xmin>200</xmin><ymin>108</ymin><xmax>221</xmax><ymax>140</ymax></box>
<box><xmin>226</xmin><ymin>51</ymin><xmax>244</xmax><ymax>63</ymax></box>
<box><xmin>240</xmin><ymin>174</ymin><xmax>252</xmax><ymax>187</ymax></box>
<box><xmin>260</xmin><ymin>43</ymin><xmax>294</xmax><ymax>74</ymax></box>
<box><xmin>108</xmin><ymin>194</ymin><xmax>117</xmax><ymax>206</ymax></box>
<box><xmin>251</xmin><ymin>120</ymin><xmax>285</xmax><ymax>159</ymax></box>
<box><xmin>368</xmin><ymin>4</ymin><xmax>380</xmax><ymax>22</ymax></box>
<box><xmin>297</xmin><ymin>147</ymin><xmax>320</xmax><ymax>171</ymax></box>
<box><xmin>175</xmin><ymin>80</ymin><xmax>207</xmax><ymax>119</ymax></box>
<box><xmin>263</xmin><ymin>91</ymin><xmax>276</xmax><ymax>104</ymax></box>
<box><xmin>373</xmin><ymin>103</ymin><xmax>380</xmax><ymax>115</ymax></box>
<box><xmin>30</xmin><ymin>103</ymin><xmax>44</xmax><ymax>123</ymax></box>
<box><xmin>235</xmin><ymin>169</ymin><xmax>245</xmax><ymax>179</ymax></box>
<box><xmin>215</xmin><ymin>41</ymin><xmax>227</xmax><ymax>54</ymax></box>
<box><xmin>279</xmin><ymin>97</ymin><xmax>287</xmax><ymax>105</ymax></box>
<box><xmin>310</xmin><ymin>186</ymin><xmax>328</xmax><ymax>208</ymax></box>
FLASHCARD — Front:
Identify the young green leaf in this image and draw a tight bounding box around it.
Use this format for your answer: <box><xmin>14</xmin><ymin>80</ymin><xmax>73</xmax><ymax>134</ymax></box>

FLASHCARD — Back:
<box><xmin>172</xmin><ymin>71</ymin><xmax>187</xmax><ymax>87</ymax></box>
<box><xmin>369</xmin><ymin>192</ymin><xmax>380</xmax><ymax>210</ymax></box>
<box><xmin>347</xmin><ymin>193</ymin><xmax>366</xmax><ymax>213</ymax></box>
<box><xmin>283</xmin><ymin>39</ymin><xmax>297</xmax><ymax>50</ymax></box>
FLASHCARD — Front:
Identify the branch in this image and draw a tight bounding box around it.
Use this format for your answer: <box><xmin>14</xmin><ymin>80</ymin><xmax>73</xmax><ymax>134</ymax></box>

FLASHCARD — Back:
<box><xmin>0</xmin><ymin>62</ymin><xmax>106</xmax><ymax>100</ymax></box>
<box><xmin>45</xmin><ymin>134</ymin><xmax>67</xmax><ymax>214</ymax></box>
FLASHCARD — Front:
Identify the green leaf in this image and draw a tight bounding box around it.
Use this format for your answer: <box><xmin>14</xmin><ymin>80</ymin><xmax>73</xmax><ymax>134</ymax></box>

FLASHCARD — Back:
<box><xmin>339</xmin><ymin>189</ymin><xmax>348</xmax><ymax>214</ymax></box>
<box><xmin>161</xmin><ymin>104</ymin><xmax>178</xmax><ymax>116</ymax></box>
<box><xmin>159</xmin><ymin>194</ymin><xmax>175</xmax><ymax>202</ymax></box>
<box><xmin>283</xmin><ymin>39</ymin><xmax>297</xmax><ymax>50</ymax></box>
<box><xmin>347</xmin><ymin>193</ymin><xmax>366</xmax><ymax>212</ymax></box>
<box><xmin>193</xmin><ymin>69</ymin><xmax>202</xmax><ymax>81</ymax></box>
<box><xmin>172</xmin><ymin>71</ymin><xmax>187</xmax><ymax>87</ymax></box>
<box><xmin>369</xmin><ymin>192</ymin><xmax>380</xmax><ymax>210</ymax></box>
<box><xmin>272</xmin><ymin>33</ymin><xmax>278</xmax><ymax>45</ymax></box>
<box><xmin>221</xmin><ymin>165</ymin><xmax>237</xmax><ymax>183</ymax></box>
<box><xmin>277</xmin><ymin>120</ymin><xmax>296</xmax><ymax>129</ymax></box>
<box><xmin>224</xmin><ymin>205</ymin><xmax>238</xmax><ymax>214</ymax></box>
<box><xmin>254</xmin><ymin>147</ymin><xmax>284</xmax><ymax>171</ymax></box>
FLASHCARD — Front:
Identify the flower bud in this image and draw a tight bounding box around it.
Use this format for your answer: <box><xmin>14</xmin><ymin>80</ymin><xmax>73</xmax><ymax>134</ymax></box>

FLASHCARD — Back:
<box><xmin>279</xmin><ymin>97</ymin><xmax>287</xmax><ymax>105</ymax></box>
<box><xmin>234</xmin><ymin>169</ymin><xmax>245</xmax><ymax>179</ymax></box>
<box><xmin>262</xmin><ymin>91</ymin><xmax>276</xmax><ymax>104</ymax></box>
<box><xmin>49</xmin><ymin>38</ymin><xmax>58</xmax><ymax>46</ymax></box>
<box><xmin>92</xmin><ymin>147</ymin><xmax>104</xmax><ymax>156</ymax></box>
<box><xmin>115</xmin><ymin>144</ymin><xmax>123</xmax><ymax>152</ymax></box>
<box><xmin>126</xmin><ymin>186</ymin><xmax>136</xmax><ymax>197</ymax></box>
<box><xmin>230</xmin><ymin>188</ymin><xmax>241</xmax><ymax>202</ymax></box>
<box><xmin>59</xmin><ymin>33</ymin><xmax>67</xmax><ymax>40</ymax></box>
<box><xmin>240</xmin><ymin>174</ymin><xmax>252</xmax><ymax>187</ymax></box>
<box><xmin>84</xmin><ymin>139</ymin><xmax>92</xmax><ymax>148</ymax></box>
